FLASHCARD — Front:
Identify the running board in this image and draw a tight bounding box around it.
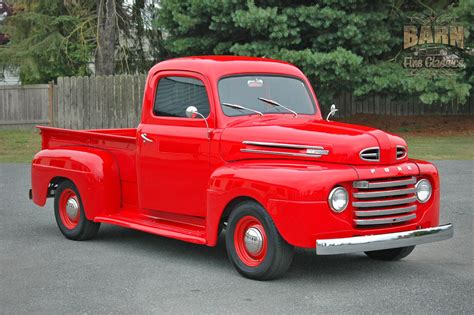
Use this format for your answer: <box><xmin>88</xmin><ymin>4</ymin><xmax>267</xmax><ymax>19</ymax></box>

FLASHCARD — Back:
<box><xmin>94</xmin><ymin>214</ymin><xmax>207</xmax><ymax>245</ymax></box>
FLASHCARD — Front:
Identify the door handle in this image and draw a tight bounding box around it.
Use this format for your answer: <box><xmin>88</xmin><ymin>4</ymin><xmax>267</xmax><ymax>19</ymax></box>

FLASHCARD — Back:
<box><xmin>141</xmin><ymin>133</ymin><xmax>154</xmax><ymax>143</ymax></box>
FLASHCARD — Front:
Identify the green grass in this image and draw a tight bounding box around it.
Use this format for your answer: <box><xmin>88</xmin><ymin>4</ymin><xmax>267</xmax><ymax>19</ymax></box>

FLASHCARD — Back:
<box><xmin>0</xmin><ymin>129</ymin><xmax>472</xmax><ymax>162</ymax></box>
<box><xmin>0</xmin><ymin>129</ymin><xmax>41</xmax><ymax>163</ymax></box>
<box><xmin>403</xmin><ymin>135</ymin><xmax>474</xmax><ymax>160</ymax></box>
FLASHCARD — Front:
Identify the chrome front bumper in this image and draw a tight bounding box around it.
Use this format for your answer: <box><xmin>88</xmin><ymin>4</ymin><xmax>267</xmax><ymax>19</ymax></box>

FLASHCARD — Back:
<box><xmin>316</xmin><ymin>224</ymin><xmax>453</xmax><ymax>255</ymax></box>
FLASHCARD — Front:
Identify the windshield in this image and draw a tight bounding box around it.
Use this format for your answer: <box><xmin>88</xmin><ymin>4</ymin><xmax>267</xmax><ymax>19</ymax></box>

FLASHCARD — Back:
<box><xmin>218</xmin><ymin>75</ymin><xmax>316</xmax><ymax>116</ymax></box>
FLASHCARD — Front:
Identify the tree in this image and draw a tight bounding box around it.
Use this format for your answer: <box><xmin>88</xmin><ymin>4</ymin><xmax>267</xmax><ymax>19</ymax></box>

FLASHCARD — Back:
<box><xmin>95</xmin><ymin>0</ymin><xmax>168</xmax><ymax>75</ymax></box>
<box><xmin>0</xmin><ymin>0</ymin><xmax>95</xmax><ymax>84</ymax></box>
<box><xmin>94</xmin><ymin>0</ymin><xmax>164</xmax><ymax>75</ymax></box>
<box><xmin>0</xmin><ymin>1</ymin><xmax>13</xmax><ymax>45</ymax></box>
<box><xmin>115</xmin><ymin>0</ymin><xmax>169</xmax><ymax>74</ymax></box>
<box><xmin>0</xmin><ymin>0</ymin><xmax>163</xmax><ymax>82</ymax></box>
<box><xmin>95</xmin><ymin>0</ymin><xmax>117</xmax><ymax>75</ymax></box>
<box><xmin>155</xmin><ymin>0</ymin><xmax>471</xmax><ymax>107</ymax></box>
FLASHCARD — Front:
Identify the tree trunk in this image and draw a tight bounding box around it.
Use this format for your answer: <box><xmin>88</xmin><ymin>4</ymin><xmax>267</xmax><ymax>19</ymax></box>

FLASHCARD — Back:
<box><xmin>95</xmin><ymin>0</ymin><xmax>117</xmax><ymax>75</ymax></box>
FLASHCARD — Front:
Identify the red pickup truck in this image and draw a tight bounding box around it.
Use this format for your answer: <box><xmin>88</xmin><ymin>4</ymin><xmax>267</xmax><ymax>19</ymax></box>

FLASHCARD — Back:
<box><xmin>31</xmin><ymin>56</ymin><xmax>453</xmax><ymax>280</ymax></box>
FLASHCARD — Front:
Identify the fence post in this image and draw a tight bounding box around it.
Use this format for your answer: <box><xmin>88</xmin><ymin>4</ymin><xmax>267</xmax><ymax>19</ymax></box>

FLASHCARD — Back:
<box><xmin>48</xmin><ymin>81</ymin><xmax>54</xmax><ymax>126</ymax></box>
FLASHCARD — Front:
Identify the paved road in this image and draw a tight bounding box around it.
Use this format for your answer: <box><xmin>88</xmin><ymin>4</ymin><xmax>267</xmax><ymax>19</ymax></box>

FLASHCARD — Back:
<box><xmin>0</xmin><ymin>162</ymin><xmax>472</xmax><ymax>314</ymax></box>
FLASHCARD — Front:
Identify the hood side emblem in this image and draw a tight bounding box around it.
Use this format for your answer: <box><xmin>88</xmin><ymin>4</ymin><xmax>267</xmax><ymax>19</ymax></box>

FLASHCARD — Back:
<box><xmin>306</xmin><ymin>148</ymin><xmax>328</xmax><ymax>155</ymax></box>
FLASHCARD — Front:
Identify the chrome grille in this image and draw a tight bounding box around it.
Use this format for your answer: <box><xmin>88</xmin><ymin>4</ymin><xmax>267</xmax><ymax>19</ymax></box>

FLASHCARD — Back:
<box><xmin>397</xmin><ymin>146</ymin><xmax>407</xmax><ymax>160</ymax></box>
<box><xmin>360</xmin><ymin>147</ymin><xmax>380</xmax><ymax>161</ymax></box>
<box><xmin>352</xmin><ymin>176</ymin><xmax>417</xmax><ymax>227</ymax></box>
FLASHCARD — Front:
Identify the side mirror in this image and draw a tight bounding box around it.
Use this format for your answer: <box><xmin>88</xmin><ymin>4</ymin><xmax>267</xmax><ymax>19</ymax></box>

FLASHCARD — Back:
<box><xmin>185</xmin><ymin>105</ymin><xmax>199</xmax><ymax>118</ymax></box>
<box><xmin>326</xmin><ymin>104</ymin><xmax>338</xmax><ymax>121</ymax></box>
<box><xmin>185</xmin><ymin>106</ymin><xmax>210</xmax><ymax>138</ymax></box>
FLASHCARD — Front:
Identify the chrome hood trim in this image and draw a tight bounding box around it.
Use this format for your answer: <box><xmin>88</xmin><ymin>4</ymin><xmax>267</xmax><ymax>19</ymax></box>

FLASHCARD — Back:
<box><xmin>241</xmin><ymin>141</ymin><xmax>329</xmax><ymax>158</ymax></box>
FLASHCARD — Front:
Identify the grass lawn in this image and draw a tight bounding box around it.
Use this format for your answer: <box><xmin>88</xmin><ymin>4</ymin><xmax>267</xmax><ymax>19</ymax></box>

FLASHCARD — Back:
<box><xmin>0</xmin><ymin>129</ymin><xmax>41</xmax><ymax>163</ymax></box>
<box><xmin>0</xmin><ymin>126</ymin><xmax>472</xmax><ymax>163</ymax></box>
<box><xmin>403</xmin><ymin>135</ymin><xmax>474</xmax><ymax>160</ymax></box>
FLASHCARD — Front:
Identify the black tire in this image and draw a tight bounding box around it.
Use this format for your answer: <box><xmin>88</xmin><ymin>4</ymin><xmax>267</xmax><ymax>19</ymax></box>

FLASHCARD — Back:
<box><xmin>226</xmin><ymin>200</ymin><xmax>294</xmax><ymax>280</ymax></box>
<box><xmin>54</xmin><ymin>180</ymin><xmax>100</xmax><ymax>241</ymax></box>
<box><xmin>364</xmin><ymin>246</ymin><xmax>415</xmax><ymax>261</ymax></box>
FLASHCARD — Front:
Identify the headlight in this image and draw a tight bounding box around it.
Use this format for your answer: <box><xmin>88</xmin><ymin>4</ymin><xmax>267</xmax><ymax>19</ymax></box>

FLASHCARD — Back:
<box><xmin>415</xmin><ymin>179</ymin><xmax>432</xmax><ymax>203</ymax></box>
<box><xmin>328</xmin><ymin>187</ymin><xmax>348</xmax><ymax>213</ymax></box>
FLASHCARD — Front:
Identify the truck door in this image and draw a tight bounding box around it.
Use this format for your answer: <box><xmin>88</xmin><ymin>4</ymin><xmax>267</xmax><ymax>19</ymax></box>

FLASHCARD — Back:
<box><xmin>137</xmin><ymin>71</ymin><xmax>214</xmax><ymax>218</ymax></box>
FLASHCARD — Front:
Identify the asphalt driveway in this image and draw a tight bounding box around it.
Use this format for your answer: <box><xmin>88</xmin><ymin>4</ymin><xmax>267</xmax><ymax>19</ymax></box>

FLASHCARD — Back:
<box><xmin>0</xmin><ymin>161</ymin><xmax>472</xmax><ymax>314</ymax></box>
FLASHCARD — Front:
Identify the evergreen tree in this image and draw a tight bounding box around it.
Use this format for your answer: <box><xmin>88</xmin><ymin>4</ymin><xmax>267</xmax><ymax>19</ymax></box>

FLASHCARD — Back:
<box><xmin>0</xmin><ymin>1</ymin><xmax>13</xmax><ymax>45</ymax></box>
<box><xmin>156</xmin><ymin>0</ymin><xmax>472</xmax><ymax>107</ymax></box>
<box><xmin>0</xmin><ymin>0</ymin><xmax>96</xmax><ymax>84</ymax></box>
<box><xmin>0</xmin><ymin>0</ymin><xmax>165</xmax><ymax>82</ymax></box>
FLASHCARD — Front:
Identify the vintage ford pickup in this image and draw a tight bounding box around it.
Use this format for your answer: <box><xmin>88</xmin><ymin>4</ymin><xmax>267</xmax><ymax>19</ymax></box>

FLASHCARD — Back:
<box><xmin>31</xmin><ymin>56</ymin><xmax>453</xmax><ymax>280</ymax></box>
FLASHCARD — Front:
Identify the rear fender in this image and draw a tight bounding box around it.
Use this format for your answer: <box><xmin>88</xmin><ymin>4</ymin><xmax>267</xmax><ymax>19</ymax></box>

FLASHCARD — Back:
<box><xmin>31</xmin><ymin>146</ymin><xmax>121</xmax><ymax>220</ymax></box>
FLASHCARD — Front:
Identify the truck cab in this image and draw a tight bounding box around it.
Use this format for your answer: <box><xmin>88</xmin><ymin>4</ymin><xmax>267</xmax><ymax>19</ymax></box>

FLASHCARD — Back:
<box><xmin>31</xmin><ymin>56</ymin><xmax>453</xmax><ymax>280</ymax></box>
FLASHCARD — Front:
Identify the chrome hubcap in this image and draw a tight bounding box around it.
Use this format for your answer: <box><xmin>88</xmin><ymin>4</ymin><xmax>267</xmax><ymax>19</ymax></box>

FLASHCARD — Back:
<box><xmin>244</xmin><ymin>227</ymin><xmax>263</xmax><ymax>255</ymax></box>
<box><xmin>65</xmin><ymin>198</ymin><xmax>79</xmax><ymax>219</ymax></box>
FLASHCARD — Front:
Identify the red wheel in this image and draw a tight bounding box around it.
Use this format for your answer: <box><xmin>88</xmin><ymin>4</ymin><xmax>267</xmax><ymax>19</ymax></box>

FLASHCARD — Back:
<box><xmin>226</xmin><ymin>201</ymin><xmax>294</xmax><ymax>280</ymax></box>
<box><xmin>54</xmin><ymin>180</ymin><xmax>100</xmax><ymax>241</ymax></box>
<box><xmin>233</xmin><ymin>216</ymin><xmax>268</xmax><ymax>267</ymax></box>
<box><xmin>58</xmin><ymin>188</ymin><xmax>80</xmax><ymax>229</ymax></box>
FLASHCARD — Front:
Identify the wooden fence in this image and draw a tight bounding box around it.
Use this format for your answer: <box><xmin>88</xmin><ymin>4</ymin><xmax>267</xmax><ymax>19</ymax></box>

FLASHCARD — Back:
<box><xmin>52</xmin><ymin>75</ymin><xmax>472</xmax><ymax>129</ymax></box>
<box><xmin>53</xmin><ymin>75</ymin><xmax>147</xmax><ymax>129</ymax></box>
<box><xmin>0</xmin><ymin>75</ymin><xmax>472</xmax><ymax>129</ymax></box>
<box><xmin>0</xmin><ymin>84</ymin><xmax>51</xmax><ymax>128</ymax></box>
<box><xmin>331</xmin><ymin>92</ymin><xmax>474</xmax><ymax>118</ymax></box>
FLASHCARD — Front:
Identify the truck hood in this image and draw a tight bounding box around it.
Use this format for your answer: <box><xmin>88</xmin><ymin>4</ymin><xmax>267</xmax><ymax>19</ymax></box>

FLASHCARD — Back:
<box><xmin>219</xmin><ymin>117</ymin><xmax>407</xmax><ymax>165</ymax></box>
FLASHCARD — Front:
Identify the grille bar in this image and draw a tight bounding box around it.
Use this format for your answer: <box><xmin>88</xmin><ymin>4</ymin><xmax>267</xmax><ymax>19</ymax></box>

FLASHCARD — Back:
<box><xmin>353</xmin><ymin>187</ymin><xmax>416</xmax><ymax>199</ymax></box>
<box><xmin>352</xmin><ymin>176</ymin><xmax>418</xmax><ymax>227</ymax></box>
<box><xmin>353</xmin><ymin>196</ymin><xmax>417</xmax><ymax>208</ymax></box>
<box><xmin>353</xmin><ymin>177</ymin><xmax>416</xmax><ymax>189</ymax></box>
<box><xmin>355</xmin><ymin>205</ymin><xmax>417</xmax><ymax>217</ymax></box>
<box><xmin>355</xmin><ymin>214</ymin><xmax>416</xmax><ymax>226</ymax></box>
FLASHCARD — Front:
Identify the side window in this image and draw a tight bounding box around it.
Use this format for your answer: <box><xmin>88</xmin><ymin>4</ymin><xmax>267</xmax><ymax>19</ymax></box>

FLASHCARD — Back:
<box><xmin>153</xmin><ymin>76</ymin><xmax>210</xmax><ymax>118</ymax></box>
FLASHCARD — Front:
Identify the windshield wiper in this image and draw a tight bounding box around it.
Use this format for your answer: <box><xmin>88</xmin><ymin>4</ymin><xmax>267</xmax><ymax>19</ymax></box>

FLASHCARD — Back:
<box><xmin>222</xmin><ymin>102</ymin><xmax>263</xmax><ymax>116</ymax></box>
<box><xmin>258</xmin><ymin>97</ymin><xmax>298</xmax><ymax>117</ymax></box>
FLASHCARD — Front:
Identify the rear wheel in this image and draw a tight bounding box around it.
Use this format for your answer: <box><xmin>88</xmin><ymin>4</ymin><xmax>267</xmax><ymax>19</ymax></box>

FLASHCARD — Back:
<box><xmin>54</xmin><ymin>180</ymin><xmax>100</xmax><ymax>241</ymax></box>
<box><xmin>364</xmin><ymin>246</ymin><xmax>415</xmax><ymax>261</ymax></box>
<box><xmin>226</xmin><ymin>201</ymin><xmax>294</xmax><ymax>280</ymax></box>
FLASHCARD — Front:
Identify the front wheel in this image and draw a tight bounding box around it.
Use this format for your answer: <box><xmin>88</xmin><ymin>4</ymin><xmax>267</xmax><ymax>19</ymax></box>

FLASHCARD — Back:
<box><xmin>364</xmin><ymin>246</ymin><xmax>415</xmax><ymax>261</ymax></box>
<box><xmin>54</xmin><ymin>180</ymin><xmax>100</xmax><ymax>241</ymax></box>
<box><xmin>226</xmin><ymin>201</ymin><xmax>294</xmax><ymax>280</ymax></box>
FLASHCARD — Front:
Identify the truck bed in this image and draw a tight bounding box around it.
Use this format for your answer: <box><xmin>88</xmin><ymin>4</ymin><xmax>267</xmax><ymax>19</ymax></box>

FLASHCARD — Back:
<box><xmin>38</xmin><ymin>126</ymin><xmax>137</xmax><ymax>150</ymax></box>
<box><xmin>37</xmin><ymin>126</ymin><xmax>138</xmax><ymax>207</ymax></box>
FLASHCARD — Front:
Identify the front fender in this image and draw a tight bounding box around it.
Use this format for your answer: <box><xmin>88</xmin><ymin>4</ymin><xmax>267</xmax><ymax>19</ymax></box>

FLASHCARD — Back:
<box><xmin>31</xmin><ymin>146</ymin><xmax>121</xmax><ymax>220</ymax></box>
<box><xmin>206</xmin><ymin>160</ymin><xmax>359</xmax><ymax>247</ymax></box>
